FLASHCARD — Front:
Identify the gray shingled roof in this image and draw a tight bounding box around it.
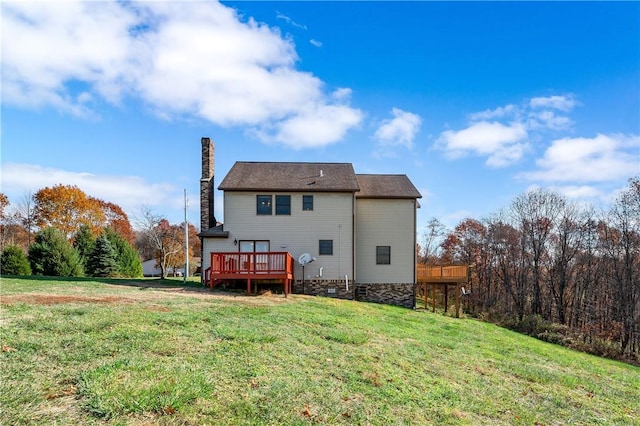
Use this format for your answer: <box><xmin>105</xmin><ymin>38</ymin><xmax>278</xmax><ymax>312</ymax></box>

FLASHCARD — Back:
<box><xmin>355</xmin><ymin>174</ymin><xmax>422</xmax><ymax>199</ymax></box>
<box><xmin>218</xmin><ymin>162</ymin><xmax>360</xmax><ymax>192</ymax></box>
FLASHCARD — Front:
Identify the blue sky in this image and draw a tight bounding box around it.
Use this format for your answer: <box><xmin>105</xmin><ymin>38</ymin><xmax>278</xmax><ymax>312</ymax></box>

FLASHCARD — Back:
<box><xmin>2</xmin><ymin>1</ymin><xmax>639</xmax><ymax>238</ymax></box>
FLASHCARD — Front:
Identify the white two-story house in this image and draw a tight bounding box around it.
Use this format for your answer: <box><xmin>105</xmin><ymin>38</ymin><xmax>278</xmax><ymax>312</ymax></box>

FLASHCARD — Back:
<box><xmin>198</xmin><ymin>138</ymin><xmax>421</xmax><ymax>307</ymax></box>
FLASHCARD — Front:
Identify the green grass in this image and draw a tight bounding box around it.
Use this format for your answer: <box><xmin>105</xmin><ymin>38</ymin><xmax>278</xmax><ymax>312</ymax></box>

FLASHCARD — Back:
<box><xmin>1</xmin><ymin>276</ymin><xmax>639</xmax><ymax>425</ymax></box>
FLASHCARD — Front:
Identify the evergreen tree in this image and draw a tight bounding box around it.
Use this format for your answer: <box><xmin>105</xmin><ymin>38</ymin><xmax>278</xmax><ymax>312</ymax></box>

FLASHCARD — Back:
<box><xmin>28</xmin><ymin>227</ymin><xmax>83</xmax><ymax>276</ymax></box>
<box><xmin>87</xmin><ymin>234</ymin><xmax>119</xmax><ymax>277</ymax></box>
<box><xmin>1</xmin><ymin>245</ymin><xmax>32</xmax><ymax>275</ymax></box>
<box><xmin>104</xmin><ymin>227</ymin><xmax>143</xmax><ymax>277</ymax></box>
<box><xmin>73</xmin><ymin>224</ymin><xmax>96</xmax><ymax>270</ymax></box>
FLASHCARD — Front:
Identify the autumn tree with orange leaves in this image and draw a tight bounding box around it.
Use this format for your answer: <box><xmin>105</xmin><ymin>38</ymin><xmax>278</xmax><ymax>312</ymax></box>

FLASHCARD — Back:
<box><xmin>34</xmin><ymin>185</ymin><xmax>105</xmax><ymax>238</ymax></box>
<box><xmin>98</xmin><ymin>200</ymin><xmax>136</xmax><ymax>244</ymax></box>
<box><xmin>32</xmin><ymin>185</ymin><xmax>134</xmax><ymax>244</ymax></box>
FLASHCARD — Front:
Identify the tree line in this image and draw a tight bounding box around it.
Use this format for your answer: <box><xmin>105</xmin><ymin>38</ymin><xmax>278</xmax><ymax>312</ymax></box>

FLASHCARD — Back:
<box><xmin>419</xmin><ymin>177</ymin><xmax>639</xmax><ymax>363</ymax></box>
<box><xmin>0</xmin><ymin>185</ymin><xmax>200</xmax><ymax>279</ymax></box>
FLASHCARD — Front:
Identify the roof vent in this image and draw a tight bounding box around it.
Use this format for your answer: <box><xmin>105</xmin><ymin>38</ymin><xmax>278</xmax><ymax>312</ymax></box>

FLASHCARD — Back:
<box><xmin>320</xmin><ymin>169</ymin><xmax>324</xmax><ymax>177</ymax></box>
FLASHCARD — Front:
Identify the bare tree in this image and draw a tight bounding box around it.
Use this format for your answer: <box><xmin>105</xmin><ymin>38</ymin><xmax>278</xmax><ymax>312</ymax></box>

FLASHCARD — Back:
<box><xmin>0</xmin><ymin>193</ymin><xmax>31</xmax><ymax>252</ymax></box>
<box><xmin>134</xmin><ymin>206</ymin><xmax>181</xmax><ymax>279</ymax></box>
<box><xmin>420</xmin><ymin>217</ymin><xmax>446</xmax><ymax>264</ymax></box>
<box><xmin>435</xmin><ymin>178</ymin><xmax>640</xmax><ymax>360</ymax></box>
<box><xmin>546</xmin><ymin>201</ymin><xmax>584</xmax><ymax>325</ymax></box>
<box><xmin>16</xmin><ymin>192</ymin><xmax>35</xmax><ymax>247</ymax></box>
<box><xmin>510</xmin><ymin>188</ymin><xmax>565</xmax><ymax>316</ymax></box>
<box><xmin>600</xmin><ymin>178</ymin><xmax>640</xmax><ymax>353</ymax></box>
<box><xmin>571</xmin><ymin>215</ymin><xmax>601</xmax><ymax>330</ymax></box>
<box><xmin>488</xmin><ymin>217</ymin><xmax>530</xmax><ymax>321</ymax></box>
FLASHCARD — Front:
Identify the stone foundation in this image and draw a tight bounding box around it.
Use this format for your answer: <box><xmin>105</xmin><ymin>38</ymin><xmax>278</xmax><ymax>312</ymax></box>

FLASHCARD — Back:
<box><xmin>292</xmin><ymin>280</ymin><xmax>415</xmax><ymax>309</ymax></box>
<box><xmin>354</xmin><ymin>283</ymin><xmax>416</xmax><ymax>309</ymax></box>
<box><xmin>293</xmin><ymin>280</ymin><xmax>354</xmax><ymax>300</ymax></box>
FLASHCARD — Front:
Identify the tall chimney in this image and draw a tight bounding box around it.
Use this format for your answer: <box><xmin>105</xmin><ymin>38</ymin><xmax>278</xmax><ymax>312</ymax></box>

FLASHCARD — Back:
<box><xmin>200</xmin><ymin>137</ymin><xmax>216</xmax><ymax>231</ymax></box>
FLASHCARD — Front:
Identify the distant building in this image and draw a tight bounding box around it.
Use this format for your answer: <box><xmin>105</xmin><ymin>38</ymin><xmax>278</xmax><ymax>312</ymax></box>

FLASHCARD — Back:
<box><xmin>142</xmin><ymin>259</ymin><xmax>161</xmax><ymax>277</ymax></box>
<box><xmin>142</xmin><ymin>259</ymin><xmax>185</xmax><ymax>277</ymax></box>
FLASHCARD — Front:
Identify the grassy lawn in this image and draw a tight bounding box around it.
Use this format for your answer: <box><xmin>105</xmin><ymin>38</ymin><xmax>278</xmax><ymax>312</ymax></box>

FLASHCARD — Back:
<box><xmin>1</xmin><ymin>276</ymin><xmax>638</xmax><ymax>425</ymax></box>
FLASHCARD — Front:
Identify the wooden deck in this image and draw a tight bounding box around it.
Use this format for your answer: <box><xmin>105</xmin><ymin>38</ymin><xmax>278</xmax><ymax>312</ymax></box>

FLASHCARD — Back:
<box><xmin>207</xmin><ymin>252</ymin><xmax>295</xmax><ymax>296</ymax></box>
<box><xmin>417</xmin><ymin>265</ymin><xmax>469</xmax><ymax>283</ymax></box>
<box><xmin>417</xmin><ymin>265</ymin><xmax>470</xmax><ymax>318</ymax></box>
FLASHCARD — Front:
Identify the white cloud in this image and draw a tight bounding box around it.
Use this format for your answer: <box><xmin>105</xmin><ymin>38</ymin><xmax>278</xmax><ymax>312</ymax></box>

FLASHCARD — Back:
<box><xmin>553</xmin><ymin>185</ymin><xmax>603</xmax><ymax>199</ymax></box>
<box><xmin>520</xmin><ymin>133</ymin><xmax>640</xmax><ymax>182</ymax></box>
<box><xmin>374</xmin><ymin>108</ymin><xmax>422</xmax><ymax>149</ymax></box>
<box><xmin>468</xmin><ymin>104</ymin><xmax>517</xmax><ymax>121</ymax></box>
<box><xmin>529</xmin><ymin>94</ymin><xmax>576</xmax><ymax>112</ymax></box>
<box><xmin>1</xmin><ymin>1</ymin><xmax>361</xmax><ymax>148</ymax></box>
<box><xmin>436</xmin><ymin>94</ymin><xmax>579</xmax><ymax>166</ymax></box>
<box><xmin>1</xmin><ymin>163</ymin><xmax>179</xmax><ymax>220</ymax></box>
<box><xmin>254</xmin><ymin>103</ymin><xmax>363</xmax><ymax>149</ymax></box>
<box><xmin>310</xmin><ymin>39</ymin><xmax>323</xmax><ymax>48</ymax></box>
<box><xmin>331</xmin><ymin>88</ymin><xmax>352</xmax><ymax>102</ymax></box>
<box><xmin>276</xmin><ymin>11</ymin><xmax>307</xmax><ymax>30</ymax></box>
<box><xmin>436</xmin><ymin>121</ymin><xmax>528</xmax><ymax>167</ymax></box>
<box><xmin>527</xmin><ymin>110</ymin><xmax>573</xmax><ymax>131</ymax></box>
<box><xmin>2</xmin><ymin>1</ymin><xmax>136</xmax><ymax>115</ymax></box>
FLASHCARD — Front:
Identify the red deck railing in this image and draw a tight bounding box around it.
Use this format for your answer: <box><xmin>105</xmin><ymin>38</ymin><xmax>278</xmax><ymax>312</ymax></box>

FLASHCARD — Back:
<box><xmin>208</xmin><ymin>252</ymin><xmax>294</xmax><ymax>295</ymax></box>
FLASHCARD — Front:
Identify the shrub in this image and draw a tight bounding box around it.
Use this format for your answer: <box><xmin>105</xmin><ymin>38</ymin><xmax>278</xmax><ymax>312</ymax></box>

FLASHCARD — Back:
<box><xmin>73</xmin><ymin>224</ymin><xmax>96</xmax><ymax>269</ymax></box>
<box><xmin>87</xmin><ymin>234</ymin><xmax>120</xmax><ymax>277</ymax></box>
<box><xmin>104</xmin><ymin>227</ymin><xmax>142</xmax><ymax>277</ymax></box>
<box><xmin>28</xmin><ymin>227</ymin><xmax>84</xmax><ymax>277</ymax></box>
<box><xmin>0</xmin><ymin>245</ymin><xmax>32</xmax><ymax>275</ymax></box>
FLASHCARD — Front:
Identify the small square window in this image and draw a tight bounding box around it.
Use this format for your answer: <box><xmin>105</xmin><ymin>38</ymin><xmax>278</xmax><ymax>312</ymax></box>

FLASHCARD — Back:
<box><xmin>376</xmin><ymin>246</ymin><xmax>390</xmax><ymax>264</ymax></box>
<box><xmin>319</xmin><ymin>240</ymin><xmax>333</xmax><ymax>255</ymax></box>
<box><xmin>257</xmin><ymin>195</ymin><xmax>272</xmax><ymax>215</ymax></box>
<box><xmin>303</xmin><ymin>195</ymin><xmax>314</xmax><ymax>211</ymax></box>
<box><xmin>275</xmin><ymin>195</ymin><xmax>291</xmax><ymax>215</ymax></box>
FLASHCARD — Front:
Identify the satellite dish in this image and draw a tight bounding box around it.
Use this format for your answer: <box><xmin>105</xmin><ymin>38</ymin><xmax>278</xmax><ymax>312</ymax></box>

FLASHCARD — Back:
<box><xmin>298</xmin><ymin>253</ymin><xmax>315</xmax><ymax>266</ymax></box>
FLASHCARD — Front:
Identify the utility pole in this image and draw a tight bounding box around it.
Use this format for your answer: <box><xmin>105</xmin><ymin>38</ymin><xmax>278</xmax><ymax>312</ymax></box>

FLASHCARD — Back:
<box><xmin>184</xmin><ymin>189</ymin><xmax>189</xmax><ymax>284</ymax></box>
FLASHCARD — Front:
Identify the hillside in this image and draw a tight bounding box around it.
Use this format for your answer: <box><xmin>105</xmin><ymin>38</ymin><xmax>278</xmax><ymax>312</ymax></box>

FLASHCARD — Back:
<box><xmin>1</xmin><ymin>277</ymin><xmax>638</xmax><ymax>425</ymax></box>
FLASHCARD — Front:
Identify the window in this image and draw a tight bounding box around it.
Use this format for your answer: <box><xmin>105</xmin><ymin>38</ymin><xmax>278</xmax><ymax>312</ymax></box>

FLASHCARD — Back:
<box><xmin>275</xmin><ymin>195</ymin><xmax>291</xmax><ymax>215</ymax></box>
<box><xmin>376</xmin><ymin>246</ymin><xmax>391</xmax><ymax>264</ymax></box>
<box><xmin>239</xmin><ymin>241</ymin><xmax>270</xmax><ymax>252</ymax></box>
<box><xmin>319</xmin><ymin>240</ymin><xmax>333</xmax><ymax>255</ymax></box>
<box><xmin>303</xmin><ymin>195</ymin><xmax>314</xmax><ymax>211</ymax></box>
<box><xmin>257</xmin><ymin>195</ymin><xmax>272</xmax><ymax>215</ymax></box>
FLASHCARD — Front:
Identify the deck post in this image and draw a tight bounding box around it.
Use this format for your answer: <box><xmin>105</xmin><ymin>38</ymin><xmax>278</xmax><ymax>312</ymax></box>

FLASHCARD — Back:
<box><xmin>247</xmin><ymin>278</ymin><xmax>251</xmax><ymax>295</ymax></box>
<box><xmin>444</xmin><ymin>284</ymin><xmax>449</xmax><ymax>313</ymax></box>
<box><xmin>432</xmin><ymin>284</ymin><xmax>436</xmax><ymax>312</ymax></box>
<box><xmin>423</xmin><ymin>282</ymin><xmax>427</xmax><ymax>310</ymax></box>
<box><xmin>455</xmin><ymin>283</ymin><xmax>461</xmax><ymax>318</ymax></box>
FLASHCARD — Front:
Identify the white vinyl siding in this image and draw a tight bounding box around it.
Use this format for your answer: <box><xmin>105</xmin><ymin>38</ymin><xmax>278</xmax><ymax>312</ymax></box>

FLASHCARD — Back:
<box><xmin>202</xmin><ymin>191</ymin><xmax>354</xmax><ymax>281</ymax></box>
<box><xmin>355</xmin><ymin>198</ymin><xmax>416</xmax><ymax>283</ymax></box>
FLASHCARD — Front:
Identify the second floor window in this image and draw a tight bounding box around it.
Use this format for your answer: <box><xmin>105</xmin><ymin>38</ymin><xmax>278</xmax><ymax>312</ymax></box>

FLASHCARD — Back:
<box><xmin>275</xmin><ymin>195</ymin><xmax>291</xmax><ymax>215</ymax></box>
<box><xmin>303</xmin><ymin>195</ymin><xmax>314</xmax><ymax>211</ymax></box>
<box><xmin>257</xmin><ymin>195</ymin><xmax>272</xmax><ymax>215</ymax></box>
